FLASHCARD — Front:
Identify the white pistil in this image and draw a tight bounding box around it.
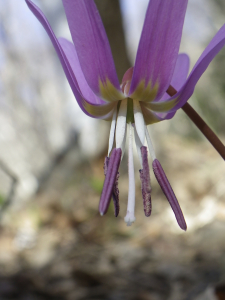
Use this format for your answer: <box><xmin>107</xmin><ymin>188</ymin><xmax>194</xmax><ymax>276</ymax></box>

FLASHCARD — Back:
<box><xmin>134</xmin><ymin>125</ymin><xmax>143</xmax><ymax>168</ymax></box>
<box><xmin>116</xmin><ymin>99</ymin><xmax>127</xmax><ymax>149</ymax></box>
<box><xmin>124</xmin><ymin>123</ymin><xmax>136</xmax><ymax>226</ymax></box>
<box><xmin>133</xmin><ymin>100</ymin><xmax>145</xmax><ymax>147</ymax></box>
<box><xmin>145</xmin><ymin>125</ymin><xmax>156</xmax><ymax>161</ymax></box>
<box><xmin>108</xmin><ymin>107</ymin><xmax>117</xmax><ymax>156</ymax></box>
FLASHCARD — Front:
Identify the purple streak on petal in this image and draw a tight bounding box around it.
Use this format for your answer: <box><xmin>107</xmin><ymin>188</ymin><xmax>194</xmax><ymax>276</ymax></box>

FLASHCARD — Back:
<box><xmin>139</xmin><ymin>146</ymin><xmax>152</xmax><ymax>217</ymax></box>
<box><xmin>129</xmin><ymin>0</ymin><xmax>188</xmax><ymax>100</ymax></box>
<box><xmin>163</xmin><ymin>24</ymin><xmax>225</xmax><ymax>115</ymax></box>
<box><xmin>59</xmin><ymin>38</ymin><xmax>105</xmax><ymax>105</ymax></box>
<box><xmin>156</xmin><ymin>53</ymin><xmax>190</xmax><ymax>120</ymax></box>
<box><xmin>152</xmin><ymin>159</ymin><xmax>187</xmax><ymax>231</ymax></box>
<box><xmin>62</xmin><ymin>0</ymin><xmax>121</xmax><ymax>96</ymax></box>
<box><xmin>25</xmin><ymin>0</ymin><xmax>107</xmax><ymax>118</ymax></box>
<box><xmin>99</xmin><ymin>148</ymin><xmax>122</xmax><ymax>215</ymax></box>
<box><xmin>104</xmin><ymin>156</ymin><xmax>120</xmax><ymax>217</ymax></box>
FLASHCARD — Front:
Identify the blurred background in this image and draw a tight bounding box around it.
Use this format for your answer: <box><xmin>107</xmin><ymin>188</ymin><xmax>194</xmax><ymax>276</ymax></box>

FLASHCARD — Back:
<box><xmin>0</xmin><ymin>0</ymin><xmax>225</xmax><ymax>299</ymax></box>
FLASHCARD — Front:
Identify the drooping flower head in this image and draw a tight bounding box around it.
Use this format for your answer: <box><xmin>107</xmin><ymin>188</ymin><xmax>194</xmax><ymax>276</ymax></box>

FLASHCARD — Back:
<box><xmin>25</xmin><ymin>0</ymin><xmax>225</xmax><ymax>230</ymax></box>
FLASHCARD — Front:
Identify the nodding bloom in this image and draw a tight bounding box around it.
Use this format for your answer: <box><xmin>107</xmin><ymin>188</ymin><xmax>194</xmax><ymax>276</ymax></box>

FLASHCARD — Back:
<box><xmin>26</xmin><ymin>0</ymin><xmax>225</xmax><ymax>230</ymax></box>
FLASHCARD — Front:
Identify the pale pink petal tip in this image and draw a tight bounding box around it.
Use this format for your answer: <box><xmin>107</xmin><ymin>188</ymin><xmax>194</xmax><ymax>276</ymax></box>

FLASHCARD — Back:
<box><xmin>99</xmin><ymin>148</ymin><xmax>121</xmax><ymax>216</ymax></box>
<box><xmin>152</xmin><ymin>159</ymin><xmax>187</xmax><ymax>231</ymax></box>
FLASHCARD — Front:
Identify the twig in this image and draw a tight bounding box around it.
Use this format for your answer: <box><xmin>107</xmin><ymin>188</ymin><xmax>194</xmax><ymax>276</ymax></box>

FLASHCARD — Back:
<box><xmin>167</xmin><ymin>85</ymin><xmax>225</xmax><ymax>160</ymax></box>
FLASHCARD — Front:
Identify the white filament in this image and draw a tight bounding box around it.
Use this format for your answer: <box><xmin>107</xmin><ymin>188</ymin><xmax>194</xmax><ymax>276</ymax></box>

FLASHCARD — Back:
<box><xmin>134</xmin><ymin>125</ymin><xmax>143</xmax><ymax>168</ymax></box>
<box><xmin>121</xmin><ymin>124</ymin><xmax>127</xmax><ymax>161</ymax></box>
<box><xmin>108</xmin><ymin>107</ymin><xmax>117</xmax><ymax>156</ymax></box>
<box><xmin>145</xmin><ymin>125</ymin><xmax>156</xmax><ymax>161</ymax></box>
<box><xmin>133</xmin><ymin>100</ymin><xmax>145</xmax><ymax>145</ymax></box>
<box><xmin>124</xmin><ymin>123</ymin><xmax>136</xmax><ymax>226</ymax></box>
<box><xmin>116</xmin><ymin>99</ymin><xmax>127</xmax><ymax>149</ymax></box>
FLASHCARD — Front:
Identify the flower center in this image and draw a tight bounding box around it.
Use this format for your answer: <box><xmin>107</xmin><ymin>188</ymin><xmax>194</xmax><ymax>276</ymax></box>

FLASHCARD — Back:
<box><xmin>98</xmin><ymin>68</ymin><xmax>187</xmax><ymax>230</ymax></box>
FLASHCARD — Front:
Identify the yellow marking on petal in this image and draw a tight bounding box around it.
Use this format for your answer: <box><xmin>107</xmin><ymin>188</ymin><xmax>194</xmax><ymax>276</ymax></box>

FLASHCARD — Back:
<box><xmin>99</xmin><ymin>78</ymin><xmax>124</xmax><ymax>102</ymax></box>
<box><xmin>130</xmin><ymin>79</ymin><xmax>159</xmax><ymax>103</ymax></box>
<box><xmin>82</xmin><ymin>97</ymin><xmax>117</xmax><ymax>118</ymax></box>
<box><xmin>140</xmin><ymin>105</ymin><xmax>161</xmax><ymax>125</ymax></box>
<box><xmin>143</xmin><ymin>98</ymin><xmax>178</xmax><ymax>113</ymax></box>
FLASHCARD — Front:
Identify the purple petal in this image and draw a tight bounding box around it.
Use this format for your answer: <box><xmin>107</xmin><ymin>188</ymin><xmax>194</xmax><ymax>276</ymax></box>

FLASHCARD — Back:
<box><xmin>152</xmin><ymin>159</ymin><xmax>187</xmax><ymax>231</ymax></box>
<box><xmin>139</xmin><ymin>147</ymin><xmax>152</xmax><ymax>217</ymax></box>
<box><xmin>59</xmin><ymin>38</ymin><xmax>106</xmax><ymax>105</ymax></box>
<box><xmin>62</xmin><ymin>0</ymin><xmax>122</xmax><ymax>100</ymax></box>
<box><xmin>160</xmin><ymin>53</ymin><xmax>190</xmax><ymax>102</ymax></box>
<box><xmin>155</xmin><ymin>53</ymin><xmax>190</xmax><ymax>120</ymax></box>
<box><xmin>99</xmin><ymin>148</ymin><xmax>122</xmax><ymax>215</ymax></box>
<box><xmin>129</xmin><ymin>0</ymin><xmax>188</xmax><ymax>101</ymax></box>
<box><xmin>25</xmin><ymin>0</ymin><xmax>113</xmax><ymax>119</ymax></box>
<box><xmin>163</xmin><ymin>24</ymin><xmax>225</xmax><ymax>115</ymax></box>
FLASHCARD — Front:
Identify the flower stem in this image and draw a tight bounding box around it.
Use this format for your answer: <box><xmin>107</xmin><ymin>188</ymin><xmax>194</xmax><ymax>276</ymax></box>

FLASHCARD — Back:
<box><xmin>167</xmin><ymin>85</ymin><xmax>225</xmax><ymax>160</ymax></box>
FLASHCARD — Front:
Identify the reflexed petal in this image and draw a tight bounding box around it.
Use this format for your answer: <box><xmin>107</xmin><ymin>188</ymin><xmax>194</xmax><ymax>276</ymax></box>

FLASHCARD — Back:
<box><xmin>152</xmin><ymin>159</ymin><xmax>187</xmax><ymax>231</ymax></box>
<box><xmin>155</xmin><ymin>53</ymin><xmax>190</xmax><ymax>120</ymax></box>
<box><xmin>160</xmin><ymin>53</ymin><xmax>190</xmax><ymax>102</ymax></box>
<box><xmin>62</xmin><ymin>0</ymin><xmax>123</xmax><ymax>101</ymax></box>
<box><xmin>59</xmin><ymin>38</ymin><xmax>105</xmax><ymax>105</ymax></box>
<box><xmin>163</xmin><ymin>24</ymin><xmax>225</xmax><ymax>115</ymax></box>
<box><xmin>25</xmin><ymin>0</ymin><xmax>110</xmax><ymax>119</ymax></box>
<box><xmin>129</xmin><ymin>0</ymin><xmax>188</xmax><ymax>101</ymax></box>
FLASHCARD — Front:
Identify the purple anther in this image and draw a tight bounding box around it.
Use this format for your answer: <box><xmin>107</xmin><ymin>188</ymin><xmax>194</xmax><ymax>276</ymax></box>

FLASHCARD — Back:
<box><xmin>99</xmin><ymin>148</ymin><xmax>122</xmax><ymax>216</ymax></box>
<box><xmin>112</xmin><ymin>172</ymin><xmax>120</xmax><ymax>217</ymax></box>
<box><xmin>139</xmin><ymin>146</ymin><xmax>152</xmax><ymax>217</ymax></box>
<box><xmin>103</xmin><ymin>155</ymin><xmax>120</xmax><ymax>217</ymax></box>
<box><xmin>152</xmin><ymin>159</ymin><xmax>187</xmax><ymax>231</ymax></box>
<box><xmin>104</xmin><ymin>156</ymin><xmax>110</xmax><ymax>176</ymax></box>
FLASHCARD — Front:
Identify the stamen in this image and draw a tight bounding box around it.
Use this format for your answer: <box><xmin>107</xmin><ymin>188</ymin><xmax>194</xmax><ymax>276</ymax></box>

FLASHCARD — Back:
<box><xmin>121</xmin><ymin>124</ymin><xmax>127</xmax><ymax>161</ymax></box>
<box><xmin>103</xmin><ymin>156</ymin><xmax>110</xmax><ymax>176</ymax></box>
<box><xmin>108</xmin><ymin>107</ymin><xmax>117</xmax><ymax>156</ymax></box>
<box><xmin>139</xmin><ymin>146</ymin><xmax>152</xmax><ymax>217</ymax></box>
<box><xmin>116</xmin><ymin>99</ymin><xmax>127</xmax><ymax>149</ymax></box>
<box><xmin>152</xmin><ymin>159</ymin><xmax>187</xmax><ymax>231</ymax></box>
<box><xmin>99</xmin><ymin>148</ymin><xmax>122</xmax><ymax>216</ymax></box>
<box><xmin>124</xmin><ymin>123</ymin><xmax>136</xmax><ymax>226</ymax></box>
<box><xmin>145</xmin><ymin>126</ymin><xmax>156</xmax><ymax>161</ymax></box>
<box><xmin>133</xmin><ymin>100</ymin><xmax>145</xmax><ymax>145</ymax></box>
<box><xmin>104</xmin><ymin>156</ymin><xmax>120</xmax><ymax>217</ymax></box>
<box><xmin>112</xmin><ymin>171</ymin><xmax>120</xmax><ymax>217</ymax></box>
<box><xmin>134</xmin><ymin>125</ymin><xmax>143</xmax><ymax>168</ymax></box>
